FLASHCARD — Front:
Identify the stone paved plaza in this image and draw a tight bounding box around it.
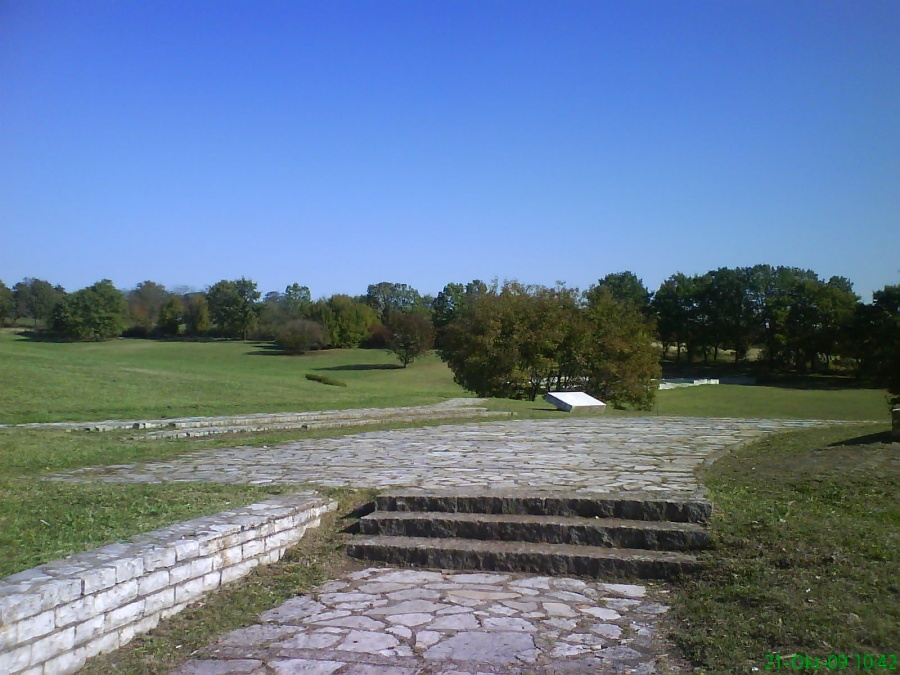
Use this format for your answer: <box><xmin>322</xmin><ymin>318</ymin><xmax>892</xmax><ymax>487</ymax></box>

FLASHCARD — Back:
<box><xmin>44</xmin><ymin>415</ymin><xmax>831</xmax><ymax>673</ymax></box>
<box><xmin>49</xmin><ymin>416</ymin><xmax>822</xmax><ymax>493</ymax></box>
<box><xmin>174</xmin><ymin>567</ymin><xmax>683</xmax><ymax>674</ymax></box>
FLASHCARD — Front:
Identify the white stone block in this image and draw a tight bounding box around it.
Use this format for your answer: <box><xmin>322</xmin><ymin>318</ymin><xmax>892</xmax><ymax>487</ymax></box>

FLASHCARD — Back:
<box><xmin>259</xmin><ymin>549</ymin><xmax>282</xmax><ymax>565</ymax></box>
<box><xmin>91</xmin><ymin>579</ymin><xmax>137</xmax><ymax>614</ymax></box>
<box><xmin>159</xmin><ymin>601</ymin><xmax>189</xmax><ymax>620</ymax></box>
<box><xmin>220</xmin><ymin>558</ymin><xmax>259</xmax><ymax>585</ymax></box>
<box><xmin>142</xmin><ymin>546</ymin><xmax>176</xmax><ymax>572</ymax></box>
<box><xmin>40</xmin><ymin>646</ymin><xmax>86</xmax><ymax>675</ymax></box>
<box><xmin>543</xmin><ymin>391</ymin><xmax>607</xmax><ymax>413</ymax></box>
<box><xmin>136</xmin><ymin>569</ymin><xmax>170</xmax><ymax>596</ymax></box>
<box><xmin>200</xmin><ymin>571</ymin><xmax>221</xmax><ymax>593</ymax></box>
<box><xmin>30</xmin><ymin>625</ymin><xmax>75</xmax><ymax>663</ymax></box>
<box><xmin>168</xmin><ymin>562</ymin><xmax>194</xmax><ymax>585</ymax></box>
<box><xmin>111</xmin><ymin>555</ymin><xmax>145</xmax><ymax>584</ymax></box>
<box><xmin>0</xmin><ymin>592</ymin><xmax>42</xmax><ymax>624</ymax></box>
<box><xmin>134</xmin><ymin>613</ymin><xmax>160</xmax><ymax>634</ymax></box>
<box><xmin>0</xmin><ymin>641</ymin><xmax>30</xmax><ymax>673</ymax></box>
<box><xmin>174</xmin><ymin>577</ymin><xmax>204</xmax><ymax>604</ymax></box>
<box><xmin>16</xmin><ymin>608</ymin><xmax>55</xmax><ymax>642</ymax></box>
<box><xmin>242</xmin><ymin>539</ymin><xmax>264</xmax><ymax>558</ymax></box>
<box><xmin>37</xmin><ymin>577</ymin><xmax>83</xmax><ymax>612</ymax></box>
<box><xmin>82</xmin><ymin>628</ymin><xmax>120</xmax><ymax>659</ymax></box>
<box><xmin>74</xmin><ymin>613</ymin><xmax>105</xmax><ymax>645</ymax></box>
<box><xmin>143</xmin><ymin>588</ymin><xmax>175</xmax><ymax>615</ymax></box>
<box><xmin>55</xmin><ymin>595</ymin><xmax>95</xmax><ymax>628</ymax></box>
<box><xmin>0</xmin><ymin>618</ymin><xmax>17</xmax><ymax>651</ymax></box>
<box><xmin>107</xmin><ymin>598</ymin><xmax>145</xmax><ymax>629</ymax></box>
<box><xmin>81</xmin><ymin>566</ymin><xmax>117</xmax><ymax>595</ymax></box>
<box><xmin>211</xmin><ymin>545</ymin><xmax>244</xmax><ymax>571</ymax></box>
<box><xmin>173</xmin><ymin>539</ymin><xmax>200</xmax><ymax>562</ymax></box>
<box><xmin>189</xmin><ymin>556</ymin><xmax>214</xmax><ymax>579</ymax></box>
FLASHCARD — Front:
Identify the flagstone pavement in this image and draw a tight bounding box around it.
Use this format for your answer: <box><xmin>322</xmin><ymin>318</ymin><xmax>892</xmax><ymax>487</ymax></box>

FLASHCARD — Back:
<box><xmin>50</xmin><ymin>415</ymin><xmax>831</xmax><ymax>673</ymax></box>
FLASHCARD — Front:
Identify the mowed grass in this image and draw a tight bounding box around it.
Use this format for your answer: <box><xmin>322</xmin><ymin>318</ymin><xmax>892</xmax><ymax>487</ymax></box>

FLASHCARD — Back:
<box><xmin>0</xmin><ymin>329</ymin><xmax>468</xmax><ymax>424</ymax></box>
<box><xmin>672</xmin><ymin>424</ymin><xmax>899</xmax><ymax>670</ymax></box>
<box><xmin>655</xmin><ymin>383</ymin><xmax>886</xmax><ymax>420</ymax></box>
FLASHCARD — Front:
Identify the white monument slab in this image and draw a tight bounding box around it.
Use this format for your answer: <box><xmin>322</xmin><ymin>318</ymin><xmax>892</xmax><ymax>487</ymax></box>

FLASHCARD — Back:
<box><xmin>543</xmin><ymin>391</ymin><xmax>606</xmax><ymax>413</ymax></box>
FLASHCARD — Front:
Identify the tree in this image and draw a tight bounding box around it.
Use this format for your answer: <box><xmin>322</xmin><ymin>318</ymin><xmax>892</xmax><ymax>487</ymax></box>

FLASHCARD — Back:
<box><xmin>309</xmin><ymin>295</ymin><xmax>378</xmax><ymax>348</ymax></box>
<box><xmin>126</xmin><ymin>281</ymin><xmax>171</xmax><ymax>333</ymax></box>
<box><xmin>587</xmin><ymin>271</ymin><xmax>651</xmax><ymax>312</ymax></box>
<box><xmin>386</xmin><ymin>311</ymin><xmax>435</xmax><ymax>367</ymax></box>
<box><xmin>50</xmin><ymin>280</ymin><xmax>127</xmax><ymax>341</ymax></box>
<box><xmin>274</xmin><ymin>319</ymin><xmax>327</xmax><ymax>355</ymax></box>
<box><xmin>13</xmin><ymin>278</ymin><xmax>64</xmax><ymax>327</ymax></box>
<box><xmin>183</xmin><ymin>293</ymin><xmax>211</xmax><ymax>336</ymax></box>
<box><xmin>365</xmin><ymin>282</ymin><xmax>425</xmax><ymax>322</ymax></box>
<box><xmin>0</xmin><ymin>280</ymin><xmax>13</xmax><ymax>325</ymax></box>
<box><xmin>441</xmin><ymin>281</ymin><xmax>659</xmax><ymax>408</ymax></box>
<box><xmin>206</xmin><ymin>278</ymin><xmax>260</xmax><ymax>339</ymax></box>
<box><xmin>431</xmin><ymin>279</ymin><xmax>488</xmax><ymax>348</ymax></box>
<box><xmin>156</xmin><ymin>296</ymin><xmax>183</xmax><ymax>337</ymax></box>
<box><xmin>582</xmin><ymin>287</ymin><xmax>661</xmax><ymax>409</ymax></box>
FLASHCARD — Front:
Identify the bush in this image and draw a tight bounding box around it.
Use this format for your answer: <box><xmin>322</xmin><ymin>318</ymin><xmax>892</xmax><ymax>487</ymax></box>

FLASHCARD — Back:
<box><xmin>274</xmin><ymin>320</ymin><xmax>327</xmax><ymax>355</ymax></box>
<box><xmin>305</xmin><ymin>373</ymin><xmax>347</xmax><ymax>387</ymax></box>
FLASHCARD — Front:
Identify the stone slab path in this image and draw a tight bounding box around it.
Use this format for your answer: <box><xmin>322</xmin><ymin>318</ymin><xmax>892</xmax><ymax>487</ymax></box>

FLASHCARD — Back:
<box><xmin>173</xmin><ymin>567</ymin><xmax>686</xmax><ymax>674</ymax></box>
<box><xmin>45</xmin><ymin>415</ymin><xmax>833</xmax><ymax>673</ymax></box>
<box><xmin>49</xmin><ymin>416</ymin><xmax>823</xmax><ymax>494</ymax></box>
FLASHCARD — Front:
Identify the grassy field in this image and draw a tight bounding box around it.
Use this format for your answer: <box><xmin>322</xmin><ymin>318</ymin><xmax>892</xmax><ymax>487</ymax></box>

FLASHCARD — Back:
<box><xmin>1</xmin><ymin>334</ymin><xmax>897</xmax><ymax>671</ymax></box>
<box><xmin>0</xmin><ymin>329</ymin><xmax>469</xmax><ymax>424</ymax></box>
<box><xmin>672</xmin><ymin>424</ymin><xmax>898</xmax><ymax>671</ymax></box>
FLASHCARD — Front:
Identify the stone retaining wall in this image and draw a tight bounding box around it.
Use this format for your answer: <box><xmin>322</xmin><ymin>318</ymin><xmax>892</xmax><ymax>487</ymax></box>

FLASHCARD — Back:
<box><xmin>0</xmin><ymin>492</ymin><xmax>336</xmax><ymax>675</ymax></box>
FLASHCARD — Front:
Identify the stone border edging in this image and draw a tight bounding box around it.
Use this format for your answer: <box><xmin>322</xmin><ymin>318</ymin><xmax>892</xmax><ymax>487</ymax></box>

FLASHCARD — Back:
<box><xmin>0</xmin><ymin>492</ymin><xmax>337</xmax><ymax>675</ymax></box>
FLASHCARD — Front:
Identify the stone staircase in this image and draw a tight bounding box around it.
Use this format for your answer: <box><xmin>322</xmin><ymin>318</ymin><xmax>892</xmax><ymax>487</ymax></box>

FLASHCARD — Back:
<box><xmin>347</xmin><ymin>489</ymin><xmax>711</xmax><ymax>580</ymax></box>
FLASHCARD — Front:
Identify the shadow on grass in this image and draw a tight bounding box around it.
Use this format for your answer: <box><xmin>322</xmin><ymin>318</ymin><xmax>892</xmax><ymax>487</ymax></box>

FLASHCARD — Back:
<box><xmin>246</xmin><ymin>343</ymin><xmax>290</xmax><ymax>356</ymax></box>
<box><xmin>828</xmin><ymin>430</ymin><xmax>897</xmax><ymax>447</ymax></box>
<box><xmin>314</xmin><ymin>364</ymin><xmax>404</xmax><ymax>371</ymax></box>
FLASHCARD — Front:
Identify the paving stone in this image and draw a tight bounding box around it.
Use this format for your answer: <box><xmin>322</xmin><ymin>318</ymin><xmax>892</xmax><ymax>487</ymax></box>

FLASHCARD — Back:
<box><xmin>268</xmin><ymin>660</ymin><xmax>344</xmax><ymax>675</ymax></box>
<box><xmin>335</xmin><ymin>630</ymin><xmax>399</xmax><ymax>653</ymax></box>
<box><xmin>424</xmin><ymin>631</ymin><xmax>538</xmax><ymax>663</ymax></box>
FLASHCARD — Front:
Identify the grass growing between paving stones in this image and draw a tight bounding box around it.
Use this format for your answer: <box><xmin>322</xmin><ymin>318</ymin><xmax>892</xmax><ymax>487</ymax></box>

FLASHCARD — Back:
<box><xmin>671</xmin><ymin>424</ymin><xmax>899</xmax><ymax>672</ymax></box>
<box><xmin>78</xmin><ymin>488</ymin><xmax>375</xmax><ymax>675</ymax></box>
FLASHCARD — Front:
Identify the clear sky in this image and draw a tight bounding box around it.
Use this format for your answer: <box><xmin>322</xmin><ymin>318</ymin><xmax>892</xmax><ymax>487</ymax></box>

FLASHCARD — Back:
<box><xmin>1</xmin><ymin>0</ymin><xmax>897</xmax><ymax>301</ymax></box>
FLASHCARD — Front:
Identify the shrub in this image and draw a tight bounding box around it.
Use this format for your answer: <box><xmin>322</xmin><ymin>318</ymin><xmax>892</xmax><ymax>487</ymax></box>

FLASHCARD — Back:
<box><xmin>275</xmin><ymin>320</ymin><xmax>327</xmax><ymax>355</ymax></box>
<box><xmin>305</xmin><ymin>373</ymin><xmax>347</xmax><ymax>387</ymax></box>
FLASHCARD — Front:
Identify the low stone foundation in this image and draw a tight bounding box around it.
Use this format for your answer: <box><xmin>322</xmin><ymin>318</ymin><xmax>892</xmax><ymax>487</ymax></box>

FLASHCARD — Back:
<box><xmin>0</xmin><ymin>492</ymin><xmax>336</xmax><ymax>675</ymax></box>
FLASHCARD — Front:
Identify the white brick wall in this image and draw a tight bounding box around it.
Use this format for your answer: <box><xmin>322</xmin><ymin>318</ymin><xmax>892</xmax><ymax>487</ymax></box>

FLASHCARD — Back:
<box><xmin>0</xmin><ymin>492</ymin><xmax>336</xmax><ymax>675</ymax></box>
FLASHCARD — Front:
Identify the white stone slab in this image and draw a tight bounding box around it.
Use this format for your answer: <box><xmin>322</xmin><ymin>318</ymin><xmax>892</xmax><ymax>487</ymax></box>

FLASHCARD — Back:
<box><xmin>543</xmin><ymin>392</ymin><xmax>606</xmax><ymax>413</ymax></box>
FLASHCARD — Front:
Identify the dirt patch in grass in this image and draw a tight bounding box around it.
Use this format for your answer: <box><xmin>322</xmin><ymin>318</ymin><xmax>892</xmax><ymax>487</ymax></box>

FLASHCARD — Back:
<box><xmin>670</xmin><ymin>425</ymin><xmax>899</xmax><ymax>672</ymax></box>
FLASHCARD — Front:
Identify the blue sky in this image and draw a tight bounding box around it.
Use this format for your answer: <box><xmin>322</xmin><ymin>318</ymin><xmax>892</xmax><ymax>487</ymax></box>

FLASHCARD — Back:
<box><xmin>1</xmin><ymin>1</ymin><xmax>897</xmax><ymax>301</ymax></box>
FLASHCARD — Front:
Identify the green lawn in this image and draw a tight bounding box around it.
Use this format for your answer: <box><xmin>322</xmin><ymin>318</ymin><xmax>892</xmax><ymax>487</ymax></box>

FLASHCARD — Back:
<box><xmin>655</xmin><ymin>383</ymin><xmax>886</xmax><ymax>421</ymax></box>
<box><xmin>672</xmin><ymin>424</ymin><xmax>898</xmax><ymax>671</ymax></box>
<box><xmin>0</xmin><ymin>330</ymin><xmax>469</xmax><ymax>424</ymax></box>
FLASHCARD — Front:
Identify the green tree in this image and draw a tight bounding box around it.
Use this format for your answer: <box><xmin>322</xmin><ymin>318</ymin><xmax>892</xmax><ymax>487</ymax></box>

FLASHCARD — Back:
<box><xmin>183</xmin><ymin>293</ymin><xmax>211</xmax><ymax>336</ymax></box>
<box><xmin>50</xmin><ymin>280</ymin><xmax>127</xmax><ymax>341</ymax></box>
<box><xmin>587</xmin><ymin>271</ymin><xmax>651</xmax><ymax>312</ymax></box>
<box><xmin>309</xmin><ymin>295</ymin><xmax>378</xmax><ymax>348</ymax></box>
<box><xmin>582</xmin><ymin>287</ymin><xmax>661</xmax><ymax>409</ymax></box>
<box><xmin>13</xmin><ymin>278</ymin><xmax>64</xmax><ymax>327</ymax></box>
<box><xmin>386</xmin><ymin>311</ymin><xmax>435</xmax><ymax>367</ymax></box>
<box><xmin>207</xmin><ymin>278</ymin><xmax>260</xmax><ymax>339</ymax></box>
<box><xmin>0</xmin><ymin>280</ymin><xmax>13</xmax><ymax>325</ymax></box>
<box><xmin>126</xmin><ymin>280</ymin><xmax>171</xmax><ymax>333</ymax></box>
<box><xmin>274</xmin><ymin>319</ymin><xmax>327</xmax><ymax>355</ymax></box>
<box><xmin>156</xmin><ymin>296</ymin><xmax>183</xmax><ymax>337</ymax></box>
<box><xmin>365</xmin><ymin>282</ymin><xmax>425</xmax><ymax>322</ymax></box>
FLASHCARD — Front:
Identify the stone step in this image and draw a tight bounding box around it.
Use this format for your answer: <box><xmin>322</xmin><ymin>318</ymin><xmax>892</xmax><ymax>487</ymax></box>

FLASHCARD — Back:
<box><xmin>375</xmin><ymin>489</ymin><xmax>712</xmax><ymax>524</ymax></box>
<box><xmin>346</xmin><ymin>535</ymin><xmax>701</xmax><ymax>580</ymax></box>
<box><xmin>359</xmin><ymin>511</ymin><xmax>709</xmax><ymax>551</ymax></box>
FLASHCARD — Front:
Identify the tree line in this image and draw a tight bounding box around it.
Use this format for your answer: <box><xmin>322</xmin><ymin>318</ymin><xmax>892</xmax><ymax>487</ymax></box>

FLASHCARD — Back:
<box><xmin>1</xmin><ymin>267</ymin><xmax>897</xmax><ymax>407</ymax></box>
